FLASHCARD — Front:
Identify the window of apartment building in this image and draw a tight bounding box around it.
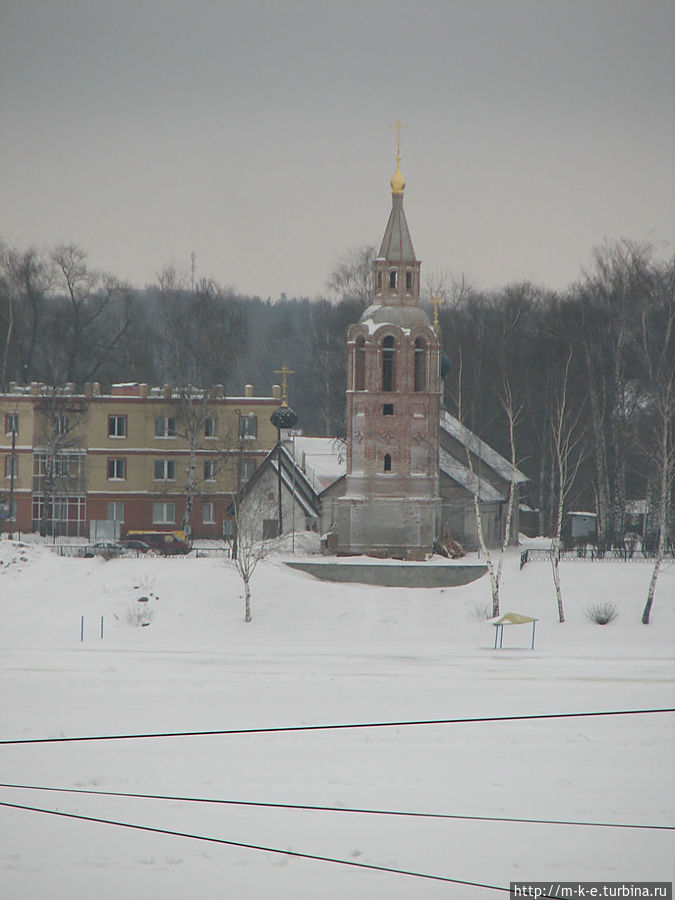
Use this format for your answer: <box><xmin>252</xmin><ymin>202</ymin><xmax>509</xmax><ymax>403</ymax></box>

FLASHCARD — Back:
<box><xmin>4</xmin><ymin>455</ymin><xmax>18</xmax><ymax>478</ymax></box>
<box><xmin>107</xmin><ymin>501</ymin><xmax>124</xmax><ymax>521</ymax></box>
<box><xmin>203</xmin><ymin>460</ymin><xmax>215</xmax><ymax>481</ymax></box>
<box><xmin>154</xmin><ymin>459</ymin><xmax>176</xmax><ymax>481</ymax></box>
<box><xmin>107</xmin><ymin>457</ymin><xmax>126</xmax><ymax>480</ymax></box>
<box><xmin>202</xmin><ymin>501</ymin><xmax>216</xmax><ymax>524</ymax></box>
<box><xmin>152</xmin><ymin>501</ymin><xmax>175</xmax><ymax>524</ymax></box>
<box><xmin>240</xmin><ymin>457</ymin><xmax>257</xmax><ymax>485</ymax></box>
<box><xmin>204</xmin><ymin>417</ymin><xmax>217</xmax><ymax>438</ymax></box>
<box><xmin>108</xmin><ymin>415</ymin><xmax>127</xmax><ymax>438</ymax></box>
<box><xmin>239</xmin><ymin>413</ymin><xmax>257</xmax><ymax>439</ymax></box>
<box><xmin>33</xmin><ymin>452</ymin><xmax>76</xmax><ymax>478</ymax></box>
<box><xmin>54</xmin><ymin>454</ymin><xmax>70</xmax><ymax>477</ymax></box>
<box><xmin>154</xmin><ymin>416</ymin><xmax>176</xmax><ymax>438</ymax></box>
<box><xmin>4</xmin><ymin>413</ymin><xmax>18</xmax><ymax>435</ymax></box>
<box><xmin>55</xmin><ymin>415</ymin><xmax>69</xmax><ymax>436</ymax></box>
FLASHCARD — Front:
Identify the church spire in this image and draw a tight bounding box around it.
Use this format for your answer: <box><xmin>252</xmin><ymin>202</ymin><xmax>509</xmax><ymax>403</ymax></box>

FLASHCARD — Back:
<box><xmin>372</xmin><ymin>122</ymin><xmax>420</xmax><ymax>306</ymax></box>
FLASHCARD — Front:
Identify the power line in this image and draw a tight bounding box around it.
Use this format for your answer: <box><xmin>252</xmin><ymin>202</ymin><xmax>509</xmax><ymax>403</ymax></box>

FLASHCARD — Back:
<box><xmin>0</xmin><ymin>798</ymin><xmax>516</xmax><ymax>895</ymax></box>
<box><xmin>1</xmin><ymin>782</ymin><xmax>671</xmax><ymax>832</ymax></box>
<box><xmin>0</xmin><ymin>707</ymin><xmax>672</xmax><ymax>746</ymax></box>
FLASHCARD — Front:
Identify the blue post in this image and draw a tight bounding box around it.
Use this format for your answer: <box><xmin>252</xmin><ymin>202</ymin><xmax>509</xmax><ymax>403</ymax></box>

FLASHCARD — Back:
<box><xmin>80</xmin><ymin>616</ymin><xmax>84</xmax><ymax>642</ymax></box>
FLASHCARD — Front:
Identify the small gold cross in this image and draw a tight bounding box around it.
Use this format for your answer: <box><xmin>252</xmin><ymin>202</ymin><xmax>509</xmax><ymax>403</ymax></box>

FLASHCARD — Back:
<box><xmin>390</xmin><ymin>118</ymin><xmax>407</xmax><ymax>160</ymax></box>
<box><xmin>274</xmin><ymin>363</ymin><xmax>295</xmax><ymax>407</ymax></box>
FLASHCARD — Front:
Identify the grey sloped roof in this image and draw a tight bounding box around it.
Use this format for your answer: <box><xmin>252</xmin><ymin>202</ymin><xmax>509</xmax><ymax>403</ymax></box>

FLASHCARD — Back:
<box><xmin>377</xmin><ymin>194</ymin><xmax>417</xmax><ymax>263</ymax></box>
<box><xmin>440</xmin><ymin>410</ymin><xmax>529</xmax><ymax>485</ymax></box>
<box><xmin>439</xmin><ymin>447</ymin><xmax>505</xmax><ymax>503</ymax></box>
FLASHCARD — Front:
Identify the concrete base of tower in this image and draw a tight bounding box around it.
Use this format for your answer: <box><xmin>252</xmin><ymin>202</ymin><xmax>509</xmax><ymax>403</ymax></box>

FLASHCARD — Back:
<box><xmin>327</xmin><ymin>495</ymin><xmax>441</xmax><ymax>557</ymax></box>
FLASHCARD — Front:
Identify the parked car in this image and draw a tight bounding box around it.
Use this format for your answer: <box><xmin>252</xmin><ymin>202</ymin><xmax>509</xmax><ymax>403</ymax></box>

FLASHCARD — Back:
<box><xmin>83</xmin><ymin>541</ymin><xmax>123</xmax><ymax>559</ymax></box>
<box><xmin>119</xmin><ymin>539</ymin><xmax>155</xmax><ymax>556</ymax></box>
<box><xmin>124</xmin><ymin>531</ymin><xmax>191</xmax><ymax>556</ymax></box>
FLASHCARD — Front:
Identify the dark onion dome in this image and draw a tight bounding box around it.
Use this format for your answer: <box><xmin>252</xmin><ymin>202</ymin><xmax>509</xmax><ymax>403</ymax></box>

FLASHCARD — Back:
<box><xmin>440</xmin><ymin>352</ymin><xmax>451</xmax><ymax>378</ymax></box>
<box><xmin>271</xmin><ymin>405</ymin><xmax>298</xmax><ymax>430</ymax></box>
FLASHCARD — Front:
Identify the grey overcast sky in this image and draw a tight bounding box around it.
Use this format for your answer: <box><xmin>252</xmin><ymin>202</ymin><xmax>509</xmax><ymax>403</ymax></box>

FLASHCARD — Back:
<box><xmin>1</xmin><ymin>0</ymin><xmax>673</xmax><ymax>299</ymax></box>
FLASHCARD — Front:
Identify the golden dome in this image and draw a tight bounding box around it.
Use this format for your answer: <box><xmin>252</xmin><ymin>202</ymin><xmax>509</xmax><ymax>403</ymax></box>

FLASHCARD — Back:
<box><xmin>390</xmin><ymin>155</ymin><xmax>406</xmax><ymax>194</ymax></box>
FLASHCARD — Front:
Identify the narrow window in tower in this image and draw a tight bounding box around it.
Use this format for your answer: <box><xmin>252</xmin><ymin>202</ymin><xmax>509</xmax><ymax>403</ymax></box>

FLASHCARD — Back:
<box><xmin>406</xmin><ymin>270</ymin><xmax>413</xmax><ymax>291</ymax></box>
<box><xmin>355</xmin><ymin>337</ymin><xmax>366</xmax><ymax>390</ymax></box>
<box><xmin>377</xmin><ymin>271</ymin><xmax>382</xmax><ymax>292</ymax></box>
<box><xmin>384</xmin><ymin>453</ymin><xmax>392</xmax><ymax>472</ymax></box>
<box><xmin>389</xmin><ymin>269</ymin><xmax>397</xmax><ymax>290</ymax></box>
<box><xmin>414</xmin><ymin>338</ymin><xmax>427</xmax><ymax>391</ymax></box>
<box><xmin>381</xmin><ymin>336</ymin><xmax>395</xmax><ymax>392</ymax></box>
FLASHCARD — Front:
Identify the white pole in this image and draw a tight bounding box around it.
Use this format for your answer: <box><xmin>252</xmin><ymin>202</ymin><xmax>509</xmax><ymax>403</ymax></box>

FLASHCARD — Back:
<box><xmin>291</xmin><ymin>432</ymin><xmax>296</xmax><ymax>553</ymax></box>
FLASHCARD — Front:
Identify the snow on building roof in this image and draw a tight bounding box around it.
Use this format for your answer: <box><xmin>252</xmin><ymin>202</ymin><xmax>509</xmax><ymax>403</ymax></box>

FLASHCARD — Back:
<box><xmin>286</xmin><ymin>436</ymin><xmax>346</xmax><ymax>491</ymax></box>
<box><xmin>439</xmin><ymin>447</ymin><xmax>504</xmax><ymax>503</ymax></box>
<box><xmin>441</xmin><ymin>410</ymin><xmax>529</xmax><ymax>485</ymax></box>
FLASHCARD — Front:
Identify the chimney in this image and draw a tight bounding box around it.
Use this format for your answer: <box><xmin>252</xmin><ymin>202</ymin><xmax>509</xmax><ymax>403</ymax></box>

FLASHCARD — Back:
<box><xmin>244</xmin><ymin>384</ymin><xmax>254</xmax><ymax>398</ymax></box>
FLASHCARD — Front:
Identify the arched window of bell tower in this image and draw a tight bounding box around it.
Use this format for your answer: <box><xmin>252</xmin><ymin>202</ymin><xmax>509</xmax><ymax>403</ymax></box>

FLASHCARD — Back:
<box><xmin>383</xmin><ymin>453</ymin><xmax>392</xmax><ymax>472</ymax></box>
<box><xmin>389</xmin><ymin>269</ymin><xmax>397</xmax><ymax>290</ymax></box>
<box><xmin>414</xmin><ymin>338</ymin><xmax>427</xmax><ymax>391</ymax></box>
<box><xmin>355</xmin><ymin>337</ymin><xmax>366</xmax><ymax>391</ymax></box>
<box><xmin>405</xmin><ymin>270</ymin><xmax>413</xmax><ymax>292</ymax></box>
<box><xmin>381</xmin><ymin>335</ymin><xmax>396</xmax><ymax>392</ymax></box>
<box><xmin>377</xmin><ymin>271</ymin><xmax>382</xmax><ymax>292</ymax></box>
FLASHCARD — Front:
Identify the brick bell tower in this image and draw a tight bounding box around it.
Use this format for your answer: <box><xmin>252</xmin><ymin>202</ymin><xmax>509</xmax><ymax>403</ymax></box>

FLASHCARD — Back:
<box><xmin>336</xmin><ymin>142</ymin><xmax>442</xmax><ymax>557</ymax></box>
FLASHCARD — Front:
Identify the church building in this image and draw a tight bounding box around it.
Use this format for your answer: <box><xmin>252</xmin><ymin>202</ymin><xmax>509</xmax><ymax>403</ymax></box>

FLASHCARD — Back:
<box><xmin>234</xmin><ymin>148</ymin><xmax>527</xmax><ymax>555</ymax></box>
<box><xmin>321</xmin><ymin>150</ymin><xmax>442</xmax><ymax>557</ymax></box>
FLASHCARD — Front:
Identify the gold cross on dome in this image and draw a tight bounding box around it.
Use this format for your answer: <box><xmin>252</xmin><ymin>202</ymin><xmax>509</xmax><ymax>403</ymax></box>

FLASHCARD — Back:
<box><xmin>391</xmin><ymin>118</ymin><xmax>407</xmax><ymax>160</ymax></box>
<box><xmin>274</xmin><ymin>363</ymin><xmax>295</xmax><ymax>407</ymax></box>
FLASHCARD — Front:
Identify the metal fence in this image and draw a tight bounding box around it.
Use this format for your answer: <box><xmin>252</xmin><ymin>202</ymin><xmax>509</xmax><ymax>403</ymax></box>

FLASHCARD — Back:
<box><xmin>1</xmin><ymin>533</ymin><xmax>231</xmax><ymax>559</ymax></box>
<box><xmin>520</xmin><ymin>547</ymin><xmax>674</xmax><ymax>568</ymax></box>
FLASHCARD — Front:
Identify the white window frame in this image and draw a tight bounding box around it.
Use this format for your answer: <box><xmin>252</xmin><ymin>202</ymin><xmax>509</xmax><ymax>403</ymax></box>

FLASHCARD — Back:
<box><xmin>107</xmin><ymin>501</ymin><xmax>124</xmax><ymax>522</ymax></box>
<box><xmin>153</xmin><ymin>501</ymin><xmax>176</xmax><ymax>525</ymax></box>
<box><xmin>204</xmin><ymin>417</ymin><xmax>217</xmax><ymax>439</ymax></box>
<box><xmin>4</xmin><ymin>455</ymin><xmax>18</xmax><ymax>478</ymax></box>
<box><xmin>202</xmin><ymin>501</ymin><xmax>216</xmax><ymax>524</ymax></box>
<box><xmin>107</xmin><ymin>457</ymin><xmax>126</xmax><ymax>481</ymax></box>
<box><xmin>108</xmin><ymin>414</ymin><xmax>127</xmax><ymax>438</ymax></box>
<box><xmin>154</xmin><ymin>416</ymin><xmax>176</xmax><ymax>438</ymax></box>
<box><xmin>239</xmin><ymin>413</ymin><xmax>257</xmax><ymax>440</ymax></box>
<box><xmin>5</xmin><ymin>413</ymin><xmax>18</xmax><ymax>435</ymax></box>
<box><xmin>154</xmin><ymin>459</ymin><xmax>176</xmax><ymax>481</ymax></box>
<box><xmin>203</xmin><ymin>460</ymin><xmax>215</xmax><ymax>481</ymax></box>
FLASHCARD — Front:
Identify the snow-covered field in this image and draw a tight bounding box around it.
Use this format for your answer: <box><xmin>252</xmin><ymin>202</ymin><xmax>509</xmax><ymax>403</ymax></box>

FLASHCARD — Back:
<box><xmin>1</xmin><ymin>538</ymin><xmax>673</xmax><ymax>898</ymax></box>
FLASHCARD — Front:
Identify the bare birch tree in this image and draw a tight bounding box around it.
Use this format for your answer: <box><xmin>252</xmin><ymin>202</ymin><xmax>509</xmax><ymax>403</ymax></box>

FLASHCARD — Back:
<box><xmin>549</xmin><ymin>351</ymin><xmax>586</xmax><ymax>623</ymax></box>
<box><xmin>230</xmin><ymin>493</ymin><xmax>274</xmax><ymax>623</ymax></box>
<box><xmin>457</xmin><ymin>360</ymin><xmax>521</xmax><ymax>617</ymax></box>
<box><xmin>637</xmin><ymin>280</ymin><xmax>674</xmax><ymax>624</ymax></box>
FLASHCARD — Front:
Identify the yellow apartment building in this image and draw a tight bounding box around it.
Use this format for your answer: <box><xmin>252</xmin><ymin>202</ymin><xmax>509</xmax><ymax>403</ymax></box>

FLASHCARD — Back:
<box><xmin>0</xmin><ymin>381</ymin><xmax>280</xmax><ymax>538</ymax></box>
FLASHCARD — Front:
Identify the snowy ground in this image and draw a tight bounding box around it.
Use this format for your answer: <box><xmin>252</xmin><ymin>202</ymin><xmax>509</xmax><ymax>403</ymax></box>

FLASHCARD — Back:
<box><xmin>0</xmin><ymin>537</ymin><xmax>673</xmax><ymax>898</ymax></box>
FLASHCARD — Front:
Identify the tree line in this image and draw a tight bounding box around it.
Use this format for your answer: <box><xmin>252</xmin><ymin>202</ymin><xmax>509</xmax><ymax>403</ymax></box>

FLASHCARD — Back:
<box><xmin>1</xmin><ymin>237</ymin><xmax>673</xmax><ymax>547</ymax></box>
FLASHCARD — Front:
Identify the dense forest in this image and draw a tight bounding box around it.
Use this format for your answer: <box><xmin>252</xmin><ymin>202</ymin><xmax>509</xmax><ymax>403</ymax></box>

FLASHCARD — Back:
<box><xmin>1</xmin><ymin>238</ymin><xmax>673</xmax><ymax>544</ymax></box>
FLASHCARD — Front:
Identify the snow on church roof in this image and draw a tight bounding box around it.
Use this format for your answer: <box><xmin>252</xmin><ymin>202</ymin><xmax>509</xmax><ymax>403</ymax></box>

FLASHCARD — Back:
<box><xmin>439</xmin><ymin>447</ymin><xmax>504</xmax><ymax>503</ymax></box>
<box><xmin>286</xmin><ymin>436</ymin><xmax>346</xmax><ymax>491</ymax></box>
<box><xmin>441</xmin><ymin>410</ymin><xmax>528</xmax><ymax>485</ymax></box>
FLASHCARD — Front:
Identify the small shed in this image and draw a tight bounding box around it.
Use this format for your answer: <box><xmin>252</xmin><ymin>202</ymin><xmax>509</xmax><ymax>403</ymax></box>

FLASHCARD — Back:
<box><xmin>567</xmin><ymin>511</ymin><xmax>598</xmax><ymax>541</ymax></box>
